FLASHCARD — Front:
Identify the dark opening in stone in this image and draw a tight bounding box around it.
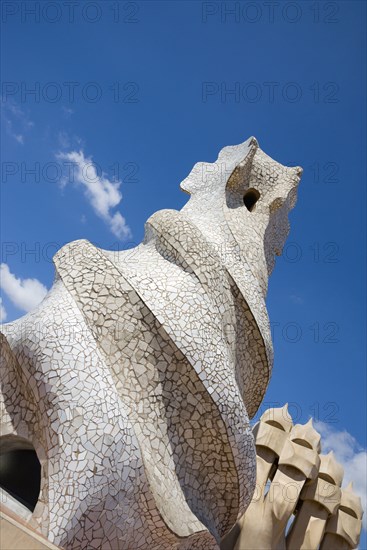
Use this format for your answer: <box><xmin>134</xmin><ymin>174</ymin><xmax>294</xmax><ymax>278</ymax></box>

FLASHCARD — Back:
<box><xmin>0</xmin><ymin>443</ymin><xmax>41</xmax><ymax>511</ymax></box>
<box><xmin>243</xmin><ymin>188</ymin><xmax>260</xmax><ymax>212</ymax></box>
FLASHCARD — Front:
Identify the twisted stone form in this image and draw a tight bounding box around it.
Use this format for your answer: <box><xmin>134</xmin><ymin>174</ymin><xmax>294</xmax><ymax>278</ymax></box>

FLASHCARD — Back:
<box><xmin>222</xmin><ymin>405</ymin><xmax>363</xmax><ymax>550</ymax></box>
<box><xmin>0</xmin><ymin>138</ymin><xmax>303</xmax><ymax>549</ymax></box>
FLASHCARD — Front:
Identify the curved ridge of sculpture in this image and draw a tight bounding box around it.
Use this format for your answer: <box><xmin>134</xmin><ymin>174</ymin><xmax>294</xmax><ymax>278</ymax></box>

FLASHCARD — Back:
<box><xmin>0</xmin><ymin>138</ymin><xmax>303</xmax><ymax>549</ymax></box>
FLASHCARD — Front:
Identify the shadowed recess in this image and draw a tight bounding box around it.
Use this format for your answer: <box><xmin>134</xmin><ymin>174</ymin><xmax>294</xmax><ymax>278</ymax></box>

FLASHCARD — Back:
<box><xmin>243</xmin><ymin>189</ymin><xmax>260</xmax><ymax>212</ymax></box>
<box><xmin>0</xmin><ymin>438</ymin><xmax>41</xmax><ymax>512</ymax></box>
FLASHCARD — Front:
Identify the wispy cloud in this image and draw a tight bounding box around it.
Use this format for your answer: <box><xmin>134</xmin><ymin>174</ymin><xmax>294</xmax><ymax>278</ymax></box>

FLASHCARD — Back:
<box><xmin>62</xmin><ymin>106</ymin><xmax>74</xmax><ymax>117</ymax></box>
<box><xmin>1</xmin><ymin>100</ymin><xmax>34</xmax><ymax>145</ymax></box>
<box><xmin>57</xmin><ymin>131</ymin><xmax>83</xmax><ymax>151</ymax></box>
<box><xmin>57</xmin><ymin>149</ymin><xmax>131</xmax><ymax>240</ymax></box>
<box><xmin>315</xmin><ymin>420</ymin><xmax>366</xmax><ymax>530</ymax></box>
<box><xmin>0</xmin><ymin>298</ymin><xmax>7</xmax><ymax>322</ymax></box>
<box><xmin>290</xmin><ymin>293</ymin><xmax>304</xmax><ymax>305</ymax></box>
<box><xmin>0</xmin><ymin>264</ymin><xmax>48</xmax><ymax>313</ymax></box>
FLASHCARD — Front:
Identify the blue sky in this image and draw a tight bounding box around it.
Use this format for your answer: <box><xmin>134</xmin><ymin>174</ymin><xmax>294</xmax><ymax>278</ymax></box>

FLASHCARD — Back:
<box><xmin>1</xmin><ymin>0</ymin><xmax>366</xmax><ymax>539</ymax></box>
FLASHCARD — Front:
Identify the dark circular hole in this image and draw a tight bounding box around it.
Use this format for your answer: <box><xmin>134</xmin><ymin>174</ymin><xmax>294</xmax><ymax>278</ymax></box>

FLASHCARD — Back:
<box><xmin>243</xmin><ymin>188</ymin><xmax>260</xmax><ymax>212</ymax></box>
<box><xmin>0</xmin><ymin>448</ymin><xmax>41</xmax><ymax>511</ymax></box>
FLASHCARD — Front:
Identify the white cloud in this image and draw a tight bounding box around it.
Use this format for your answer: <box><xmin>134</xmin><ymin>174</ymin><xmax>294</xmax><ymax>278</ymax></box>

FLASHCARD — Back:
<box><xmin>57</xmin><ymin>150</ymin><xmax>131</xmax><ymax>240</ymax></box>
<box><xmin>315</xmin><ymin>420</ymin><xmax>366</xmax><ymax>530</ymax></box>
<box><xmin>0</xmin><ymin>298</ymin><xmax>7</xmax><ymax>322</ymax></box>
<box><xmin>58</xmin><ymin>131</ymin><xmax>71</xmax><ymax>150</ymax></box>
<box><xmin>1</xmin><ymin>100</ymin><xmax>34</xmax><ymax>144</ymax></box>
<box><xmin>290</xmin><ymin>293</ymin><xmax>304</xmax><ymax>305</ymax></box>
<box><xmin>62</xmin><ymin>106</ymin><xmax>74</xmax><ymax>117</ymax></box>
<box><xmin>14</xmin><ymin>132</ymin><xmax>24</xmax><ymax>144</ymax></box>
<box><xmin>0</xmin><ymin>264</ymin><xmax>48</xmax><ymax>313</ymax></box>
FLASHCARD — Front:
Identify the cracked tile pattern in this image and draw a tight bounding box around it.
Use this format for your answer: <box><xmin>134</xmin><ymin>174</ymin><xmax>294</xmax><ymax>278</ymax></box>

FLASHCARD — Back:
<box><xmin>222</xmin><ymin>405</ymin><xmax>363</xmax><ymax>550</ymax></box>
<box><xmin>0</xmin><ymin>138</ymin><xmax>302</xmax><ymax>548</ymax></box>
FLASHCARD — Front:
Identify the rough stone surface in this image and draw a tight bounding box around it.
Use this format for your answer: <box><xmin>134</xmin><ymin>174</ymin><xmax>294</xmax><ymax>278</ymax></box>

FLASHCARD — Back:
<box><xmin>0</xmin><ymin>138</ymin><xmax>303</xmax><ymax>548</ymax></box>
<box><xmin>221</xmin><ymin>405</ymin><xmax>363</xmax><ymax>550</ymax></box>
